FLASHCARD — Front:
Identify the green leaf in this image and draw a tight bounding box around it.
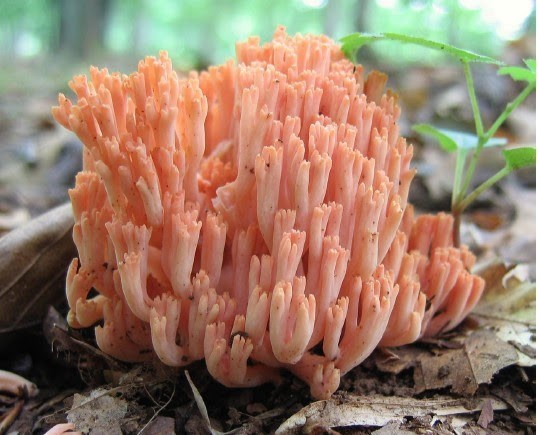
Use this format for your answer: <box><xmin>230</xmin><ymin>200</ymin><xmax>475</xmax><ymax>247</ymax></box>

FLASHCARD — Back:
<box><xmin>443</xmin><ymin>129</ymin><xmax>507</xmax><ymax>150</ymax></box>
<box><xmin>524</xmin><ymin>58</ymin><xmax>536</xmax><ymax>73</ymax></box>
<box><xmin>498</xmin><ymin>62</ymin><xmax>536</xmax><ymax>84</ymax></box>
<box><xmin>412</xmin><ymin>124</ymin><xmax>457</xmax><ymax>152</ymax></box>
<box><xmin>502</xmin><ymin>147</ymin><xmax>536</xmax><ymax>171</ymax></box>
<box><xmin>340</xmin><ymin>32</ymin><xmax>503</xmax><ymax>65</ymax></box>
<box><xmin>413</xmin><ymin>124</ymin><xmax>507</xmax><ymax>152</ymax></box>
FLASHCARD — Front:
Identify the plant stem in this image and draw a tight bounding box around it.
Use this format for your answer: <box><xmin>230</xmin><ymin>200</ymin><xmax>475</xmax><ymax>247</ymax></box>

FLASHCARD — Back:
<box><xmin>452</xmin><ymin>149</ymin><xmax>467</xmax><ymax>208</ymax></box>
<box><xmin>453</xmin><ymin>165</ymin><xmax>511</xmax><ymax>247</ymax></box>
<box><xmin>456</xmin><ymin>166</ymin><xmax>511</xmax><ymax>213</ymax></box>
<box><xmin>464</xmin><ymin>62</ymin><xmax>484</xmax><ymax>137</ymax></box>
<box><xmin>459</xmin><ymin>136</ymin><xmax>486</xmax><ymax>198</ymax></box>
<box><xmin>453</xmin><ymin>210</ymin><xmax>461</xmax><ymax>248</ymax></box>
<box><xmin>484</xmin><ymin>82</ymin><xmax>536</xmax><ymax>142</ymax></box>
<box><xmin>459</xmin><ymin>82</ymin><xmax>534</xmax><ymax>199</ymax></box>
<box><xmin>457</xmin><ymin>62</ymin><xmax>486</xmax><ymax>199</ymax></box>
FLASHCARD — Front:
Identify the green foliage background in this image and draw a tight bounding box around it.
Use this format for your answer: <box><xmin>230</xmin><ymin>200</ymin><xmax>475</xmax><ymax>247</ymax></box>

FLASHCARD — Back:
<box><xmin>0</xmin><ymin>0</ymin><xmax>534</xmax><ymax>70</ymax></box>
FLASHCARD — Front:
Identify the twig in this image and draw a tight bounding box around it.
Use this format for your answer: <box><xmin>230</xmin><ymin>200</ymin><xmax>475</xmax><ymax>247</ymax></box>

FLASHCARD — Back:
<box><xmin>137</xmin><ymin>382</ymin><xmax>176</xmax><ymax>435</ymax></box>
<box><xmin>0</xmin><ymin>399</ymin><xmax>24</xmax><ymax>435</ymax></box>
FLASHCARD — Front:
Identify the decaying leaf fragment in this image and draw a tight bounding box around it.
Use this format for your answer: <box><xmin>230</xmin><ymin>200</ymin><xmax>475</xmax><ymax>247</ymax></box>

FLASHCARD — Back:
<box><xmin>472</xmin><ymin>262</ymin><xmax>536</xmax><ymax>367</ymax></box>
<box><xmin>474</xmin><ymin>262</ymin><xmax>535</xmax><ymax>324</ymax></box>
<box><xmin>275</xmin><ymin>394</ymin><xmax>508</xmax><ymax>434</ymax></box>
<box><xmin>0</xmin><ymin>203</ymin><xmax>75</xmax><ymax>337</ymax></box>
<box><xmin>0</xmin><ymin>370</ymin><xmax>39</xmax><ymax>398</ymax></box>
<box><xmin>375</xmin><ymin>328</ymin><xmax>524</xmax><ymax>395</ymax></box>
<box><xmin>67</xmin><ymin>388</ymin><xmax>128</xmax><ymax>435</ymax></box>
<box><xmin>41</xmin><ymin>306</ymin><xmax>124</xmax><ymax>386</ymax></box>
<box><xmin>419</xmin><ymin>330</ymin><xmax>519</xmax><ymax>394</ymax></box>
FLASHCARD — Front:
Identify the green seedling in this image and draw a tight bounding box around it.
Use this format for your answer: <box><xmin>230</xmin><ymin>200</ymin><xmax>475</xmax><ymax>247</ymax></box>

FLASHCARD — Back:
<box><xmin>341</xmin><ymin>33</ymin><xmax>536</xmax><ymax>246</ymax></box>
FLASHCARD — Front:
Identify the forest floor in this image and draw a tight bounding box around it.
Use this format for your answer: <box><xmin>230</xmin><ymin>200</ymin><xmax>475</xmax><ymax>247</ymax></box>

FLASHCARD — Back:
<box><xmin>0</xmin><ymin>54</ymin><xmax>535</xmax><ymax>434</ymax></box>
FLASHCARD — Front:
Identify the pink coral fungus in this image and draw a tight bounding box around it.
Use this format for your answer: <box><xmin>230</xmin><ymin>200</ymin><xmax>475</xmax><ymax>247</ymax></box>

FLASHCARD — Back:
<box><xmin>52</xmin><ymin>26</ymin><xmax>484</xmax><ymax>399</ymax></box>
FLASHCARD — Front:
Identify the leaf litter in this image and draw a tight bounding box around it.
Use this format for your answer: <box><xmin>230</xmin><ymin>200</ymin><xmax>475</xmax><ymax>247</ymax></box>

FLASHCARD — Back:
<box><xmin>275</xmin><ymin>394</ymin><xmax>508</xmax><ymax>434</ymax></box>
<box><xmin>0</xmin><ymin>202</ymin><xmax>76</xmax><ymax>337</ymax></box>
<box><xmin>67</xmin><ymin>388</ymin><xmax>128</xmax><ymax>434</ymax></box>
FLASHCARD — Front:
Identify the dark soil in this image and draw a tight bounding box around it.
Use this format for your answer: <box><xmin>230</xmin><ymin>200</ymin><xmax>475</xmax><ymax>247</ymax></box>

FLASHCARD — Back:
<box><xmin>1</xmin><ymin>317</ymin><xmax>535</xmax><ymax>434</ymax></box>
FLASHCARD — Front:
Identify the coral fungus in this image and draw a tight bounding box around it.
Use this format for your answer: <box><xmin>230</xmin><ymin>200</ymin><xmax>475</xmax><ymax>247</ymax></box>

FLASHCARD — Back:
<box><xmin>52</xmin><ymin>26</ymin><xmax>484</xmax><ymax>399</ymax></box>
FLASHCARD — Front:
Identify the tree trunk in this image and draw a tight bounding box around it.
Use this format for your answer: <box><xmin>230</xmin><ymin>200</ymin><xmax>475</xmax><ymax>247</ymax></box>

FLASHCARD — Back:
<box><xmin>59</xmin><ymin>0</ymin><xmax>110</xmax><ymax>58</ymax></box>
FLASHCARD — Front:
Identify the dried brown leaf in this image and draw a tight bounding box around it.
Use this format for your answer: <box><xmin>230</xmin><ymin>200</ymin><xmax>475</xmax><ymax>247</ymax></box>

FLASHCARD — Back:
<box><xmin>476</xmin><ymin>399</ymin><xmax>494</xmax><ymax>429</ymax></box>
<box><xmin>376</xmin><ymin>329</ymin><xmax>520</xmax><ymax>395</ymax></box>
<box><xmin>144</xmin><ymin>416</ymin><xmax>176</xmax><ymax>435</ymax></box>
<box><xmin>42</xmin><ymin>306</ymin><xmax>123</xmax><ymax>383</ymax></box>
<box><xmin>0</xmin><ymin>203</ymin><xmax>75</xmax><ymax>338</ymax></box>
<box><xmin>472</xmin><ymin>261</ymin><xmax>536</xmax><ymax>366</ymax></box>
<box><xmin>371</xmin><ymin>421</ymin><xmax>415</xmax><ymax>435</ymax></box>
<box><xmin>275</xmin><ymin>394</ymin><xmax>507</xmax><ymax>434</ymax></box>
<box><xmin>465</xmin><ymin>330</ymin><xmax>520</xmax><ymax>385</ymax></box>
<box><xmin>474</xmin><ymin>262</ymin><xmax>535</xmax><ymax>325</ymax></box>
<box><xmin>468</xmin><ymin>210</ymin><xmax>505</xmax><ymax>231</ymax></box>
<box><xmin>417</xmin><ymin>347</ymin><xmax>478</xmax><ymax>395</ymax></box>
<box><xmin>67</xmin><ymin>389</ymin><xmax>128</xmax><ymax>434</ymax></box>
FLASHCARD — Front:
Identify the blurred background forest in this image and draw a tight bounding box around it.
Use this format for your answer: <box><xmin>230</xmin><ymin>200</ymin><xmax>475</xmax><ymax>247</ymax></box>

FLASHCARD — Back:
<box><xmin>1</xmin><ymin>0</ymin><xmax>535</xmax><ymax>70</ymax></box>
<box><xmin>0</xmin><ymin>0</ymin><xmax>535</xmax><ymax>227</ymax></box>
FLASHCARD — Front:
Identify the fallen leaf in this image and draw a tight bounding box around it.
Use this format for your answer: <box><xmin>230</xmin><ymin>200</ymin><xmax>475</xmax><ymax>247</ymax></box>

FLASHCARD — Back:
<box><xmin>508</xmin><ymin>340</ymin><xmax>536</xmax><ymax>359</ymax></box>
<box><xmin>468</xmin><ymin>210</ymin><xmax>505</xmax><ymax>231</ymax></box>
<box><xmin>420</xmin><ymin>337</ymin><xmax>464</xmax><ymax>349</ymax></box>
<box><xmin>463</xmin><ymin>181</ymin><xmax>536</xmax><ymax>279</ymax></box>
<box><xmin>42</xmin><ymin>306</ymin><xmax>123</xmax><ymax>376</ymax></box>
<box><xmin>144</xmin><ymin>416</ymin><xmax>176</xmax><ymax>435</ymax></box>
<box><xmin>0</xmin><ymin>208</ymin><xmax>31</xmax><ymax>233</ymax></box>
<box><xmin>464</xmin><ymin>330</ymin><xmax>520</xmax><ymax>386</ymax></box>
<box><xmin>374</xmin><ymin>346</ymin><xmax>424</xmax><ymax>375</ymax></box>
<box><xmin>376</xmin><ymin>328</ymin><xmax>521</xmax><ymax>395</ymax></box>
<box><xmin>0</xmin><ymin>203</ymin><xmax>75</xmax><ymax>339</ymax></box>
<box><xmin>275</xmin><ymin>395</ymin><xmax>507</xmax><ymax>434</ymax></box>
<box><xmin>472</xmin><ymin>261</ymin><xmax>536</xmax><ymax>367</ymax></box>
<box><xmin>416</xmin><ymin>346</ymin><xmax>478</xmax><ymax>395</ymax></box>
<box><xmin>477</xmin><ymin>399</ymin><xmax>494</xmax><ymax>429</ymax></box>
<box><xmin>371</xmin><ymin>421</ymin><xmax>415</xmax><ymax>434</ymax></box>
<box><xmin>497</xmin><ymin>182</ymin><xmax>536</xmax><ymax>271</ymax></box>
<box><xmin>474</xmin><ymin>263</ymin><xmax>536</xmax><ymax>325</ymax></box>
<box><xmin>412</xmin><ymin>146</ymin><xmax>455</xmax><ymax>203</ymax></box>
<box><xmin>67</xmin><ymin>388</ymin><xmax>128</xmax><ymax>435</ymax></box>
<box><xmin>494</xmin><ymin>385</ymin><xmax>531</xmax><ymax>414</ymax></box>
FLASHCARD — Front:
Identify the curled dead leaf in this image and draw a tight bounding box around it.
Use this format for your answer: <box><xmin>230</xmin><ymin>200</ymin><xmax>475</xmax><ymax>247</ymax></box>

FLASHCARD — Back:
<box><xmin>474</xmin><ymin>262</ymin><xmax>536</xmax><ymax>325</ymax></box>
<box><xmin>0</xmin><ymin>203</ymin><xmax>75</xmax><ymax>346</ymax></box>
<box><xmin>42</xmin><ymin>306</ymin><xmax>123</xmax><ymax>382</ymax></box>
<box><xmin>275</xmin><ymin>394</ymin><xmax>507</xmax><ymax>434</ymax></box>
